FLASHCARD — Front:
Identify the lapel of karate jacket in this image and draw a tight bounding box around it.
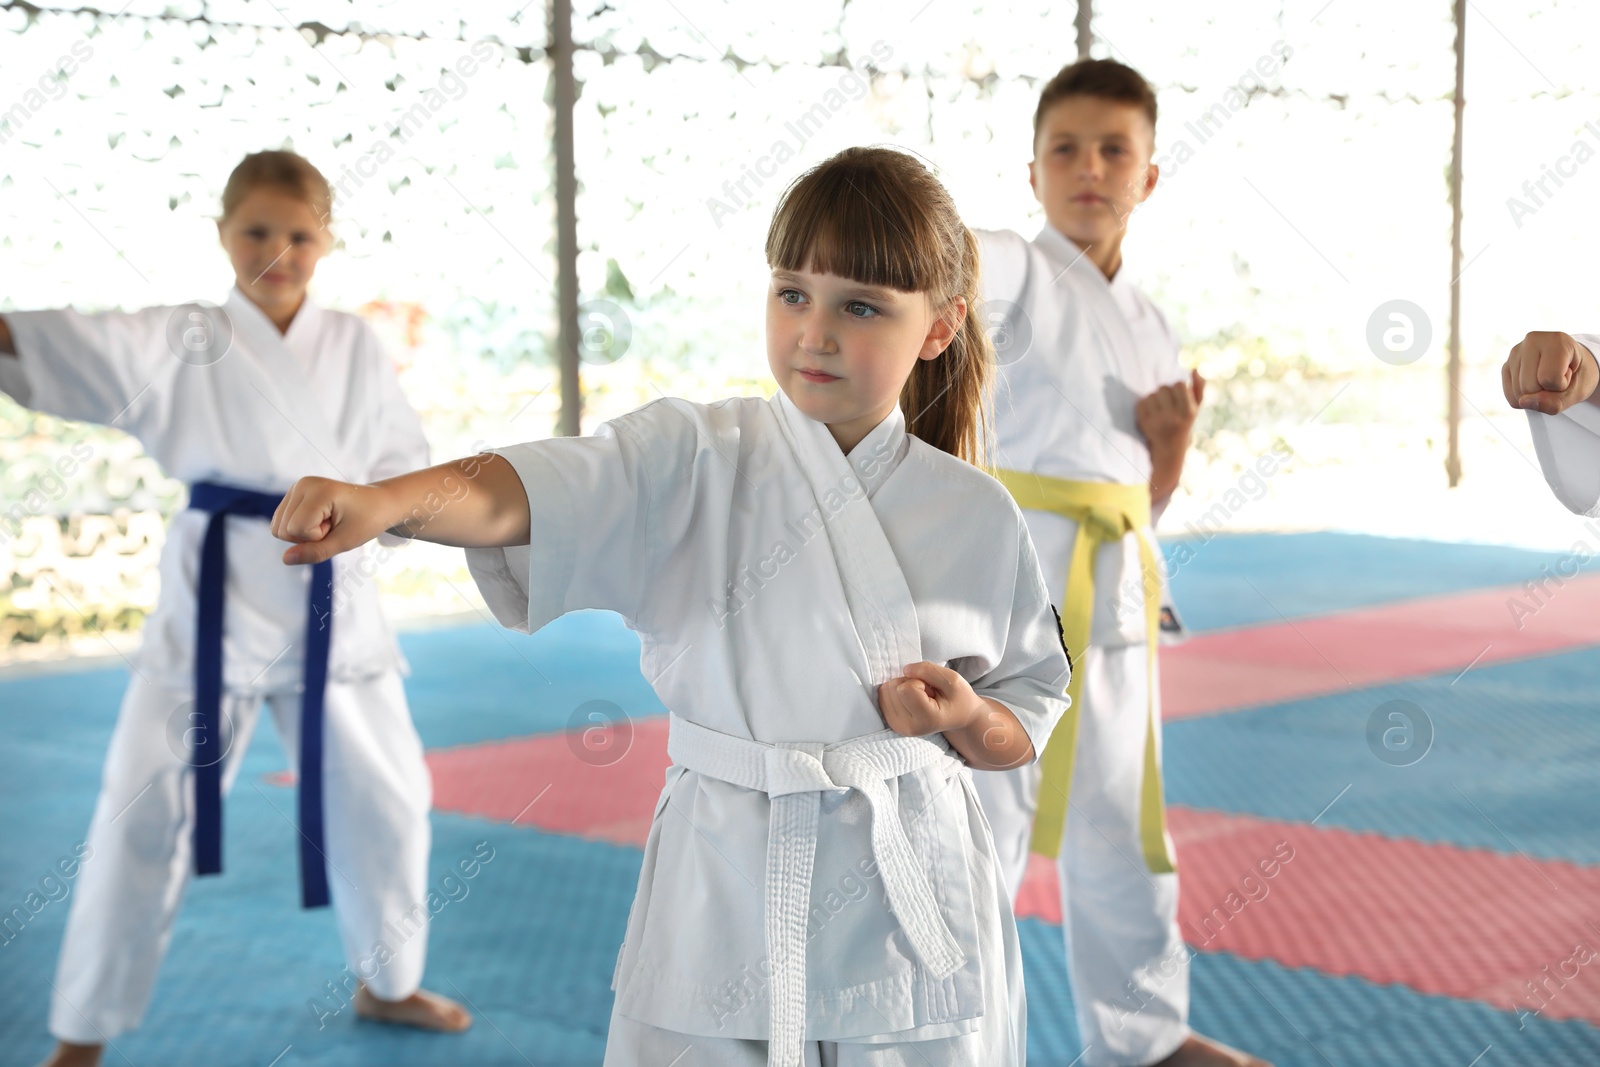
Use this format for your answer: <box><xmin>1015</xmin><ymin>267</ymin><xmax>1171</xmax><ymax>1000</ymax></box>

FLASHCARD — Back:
<box><xmin>769</xmin><ymin>390</ymin><xmax>923</xmax><ymax>688</ymax></box>
<box><xmin>1034</xmin><ymin>224</ymin><xmax>1144</xmax><ymax>387</ymax></box>
<box><xmin>224</xmin><ymin>287</ymin><xmax>358</xmax><ymax>483</ymax></box>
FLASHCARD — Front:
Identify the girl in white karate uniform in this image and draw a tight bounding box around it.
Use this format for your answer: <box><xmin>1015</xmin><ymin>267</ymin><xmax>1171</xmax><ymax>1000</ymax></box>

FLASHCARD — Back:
<box><xmin>1504</xmin><ymin>330</ymin><xmax>1600</xmax><ymax>511</ymax></box>
<box><xmin>0</xmin><ymin>150</ymin><xmax>469</xmax><ymax>1067</ymax></box>
<box><xmin>270</xmin><ymin>146</ymin><xmax>1073</xmax><ymax>1067</ymax></box>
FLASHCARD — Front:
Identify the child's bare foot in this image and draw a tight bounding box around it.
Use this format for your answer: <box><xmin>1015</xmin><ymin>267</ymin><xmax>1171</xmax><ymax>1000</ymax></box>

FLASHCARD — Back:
<box><xmin>353</xmin><ymin>982</ymin><xmax>472</xmax><ymax>1032</ymax></box>
<box><xmin>1152</xmin><ymin>1033</ymin><xmax>1273</xmax><ymax>1067</ymax></box>
<box><xmin>35</xmin><ymin>1042</ymin><xmax>102</xmax><ymax>1067</ymax></box>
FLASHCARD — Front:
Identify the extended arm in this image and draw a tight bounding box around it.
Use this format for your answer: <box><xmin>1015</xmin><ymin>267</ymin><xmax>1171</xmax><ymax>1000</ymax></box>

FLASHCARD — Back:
<box><xmin>1508</xmin><ymin>332</ymin><xmax>1600</xmax><ymax>517</ymax></box>
<box><xmin>0</xmin><ymin>306</ymin><xmax>180</xmax><ymax>427</ymax></box>
<box><xmin>272</xmin><ymin>452</ymin><xmax>531</xmax><ymax>565</ymax></box>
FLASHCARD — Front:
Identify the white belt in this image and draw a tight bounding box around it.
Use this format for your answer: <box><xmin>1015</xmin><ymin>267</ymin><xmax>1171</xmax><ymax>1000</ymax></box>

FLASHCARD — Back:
<box><xmin>666</xmin><ymin>713</ymin><xmax>967</xmax><ymax>1067</ymax></box>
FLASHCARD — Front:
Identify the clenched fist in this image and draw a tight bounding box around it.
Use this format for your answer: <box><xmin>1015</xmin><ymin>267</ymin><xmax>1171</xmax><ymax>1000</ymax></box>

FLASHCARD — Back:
<box><xmin>1503</xmin><ymin>331</ymin><xmax>1599</xmax><ymax>415</ymax></box>
<box><xmin>878</xmin><ymin>662</ymin><xmax>986</xmax><ymax>738</ymax></box>
<box><xmin>271</xmin><ymin>477</ymin><xmax>397</xmax><ymax>566</ymax></box>
<box><xmin>1136</xmin><ymin>369</ymin><xmax>1206</xmax><ymax>454</ymax></box>
<box><xmin>877</xmin><ymin>663</ymin><xmax>1035</xmax><ymax>770</ymax></box>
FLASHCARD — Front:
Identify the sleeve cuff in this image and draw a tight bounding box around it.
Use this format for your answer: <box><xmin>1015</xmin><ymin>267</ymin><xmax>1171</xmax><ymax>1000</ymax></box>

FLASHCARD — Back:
<box><xmin>1526</xmin><ymin>407</ymin><xmax>1600</xmax><ymax>517</ymax></box>
<box><xmin>462</xmin><ymin>443</ymin><xmax>580</xmax><ymax>635</ymax></box>
<box><xmin>985</xmin><ymin>692</ymin><xmax>1068</xmax><ymax>766</ymax></box>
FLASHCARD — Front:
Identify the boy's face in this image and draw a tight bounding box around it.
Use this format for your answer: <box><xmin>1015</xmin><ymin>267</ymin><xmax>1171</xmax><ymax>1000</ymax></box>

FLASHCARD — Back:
<box><xmin>1030</xmin><ymin>95</ymin><xmax>1158</xmax><ymax>249</ymax></box>
<box><xmin>766</xmin><ymin>264</ymin><xmax>961</xmax><ymax>453</ymax></box>
<box><xmin>216</xmin><ymin>188</ymin><xmax>331</xmax><ymax>318</ymax></box>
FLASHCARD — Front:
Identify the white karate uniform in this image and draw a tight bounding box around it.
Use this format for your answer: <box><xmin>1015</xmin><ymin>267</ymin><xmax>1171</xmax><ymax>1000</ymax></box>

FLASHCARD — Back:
<box><xmin>1</xmin><ymin>288</ymin><xmax>434</xmax><ymax>1042</ymax></box>
<box><xmin>969</xmin><ymin>224</ymin><xmax>1191</xmax><ymax>1067</ymax></box>
<box><xmin>1526</xmin><ymin>334</ymin><xmax>1600</xmax><ymax>516</ymax></box>
<box><xmin>466</xmin><ymin>391</ymin><xmax>1071</xmax><ymax>1067</ymax></box>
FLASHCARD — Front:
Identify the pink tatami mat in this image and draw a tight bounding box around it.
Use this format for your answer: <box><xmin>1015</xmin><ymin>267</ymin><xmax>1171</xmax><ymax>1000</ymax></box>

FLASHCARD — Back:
<box><xmin>1161</xmin><ymin>574</ymin><xmax>1600</xmax><ymax>719</ymax></box>
<box><xmin>428</xmin><ymin>716</ymin><xmax>673</xmax><ymax>848</ymax></box>
<box><xmin>419</xmin><ymin>575</ymin><xmax>1600</xmax><ymax>1030</ymax></box>
<box><xmin>1014</xmin><ymin>805</ymin><xmax>1600</xmax><ymax>1024</ymax></box>
<box><xmin>426</xmin><ymin>721</ymin><xmax>1600</xmax><ymax>1026</ymax></box>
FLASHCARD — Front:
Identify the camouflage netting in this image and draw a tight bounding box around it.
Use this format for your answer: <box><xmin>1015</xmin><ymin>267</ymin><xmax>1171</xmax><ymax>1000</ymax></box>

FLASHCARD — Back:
<box><xmin>3</xmin><ymin>0</ymin><xmax>1590</xmax><ymax>651</ymax></box>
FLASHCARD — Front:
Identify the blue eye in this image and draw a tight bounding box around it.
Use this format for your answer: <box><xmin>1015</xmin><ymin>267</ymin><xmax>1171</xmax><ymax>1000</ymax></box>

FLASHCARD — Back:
<box><xmin>846</xmin><ymin>301</ymin><xmax>879</xmax><ymax>318</ymax></box>
<box><xmin>778</xmin><ymin>288</ymin><xmax>805</xmax><ymax>305</ymax></box>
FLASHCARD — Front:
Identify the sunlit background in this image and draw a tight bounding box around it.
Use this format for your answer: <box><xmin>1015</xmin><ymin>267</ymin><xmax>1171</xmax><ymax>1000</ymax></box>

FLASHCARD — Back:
<box><xmin>4</xmin><ymin>0</ymin><xmax>1599</xmax><ymax>664</ymax></box>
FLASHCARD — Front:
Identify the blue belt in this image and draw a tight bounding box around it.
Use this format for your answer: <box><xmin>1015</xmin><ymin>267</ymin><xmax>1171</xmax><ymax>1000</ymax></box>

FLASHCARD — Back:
<box><xmin>188</xmin><ymin>481</ymin><xmax>333</xmax><ymax>909</ymax></box>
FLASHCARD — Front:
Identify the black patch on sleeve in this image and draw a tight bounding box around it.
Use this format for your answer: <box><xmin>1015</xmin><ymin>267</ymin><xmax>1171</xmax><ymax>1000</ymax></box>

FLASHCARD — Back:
<box><xmin>1049</xmin><ymin>603</ymin><xmax>1073</xmax><ymax>668</ymax></box>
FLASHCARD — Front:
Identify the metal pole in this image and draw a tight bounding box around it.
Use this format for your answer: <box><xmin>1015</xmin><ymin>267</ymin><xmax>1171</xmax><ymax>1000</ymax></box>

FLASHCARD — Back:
<box><xmin>551</xmin><ymin>0</ymin><xmax>581</xmax><ymax>437</ymax></box>
<box><xmin>1446</xmin><ymin>0</ymin><xmax>1465</xmax><ymax>486</ymax></box>
<box><xmin>1076</xmin><ymin>0</ymin><xmax>1093</xmax><ymax>61</ymax></box>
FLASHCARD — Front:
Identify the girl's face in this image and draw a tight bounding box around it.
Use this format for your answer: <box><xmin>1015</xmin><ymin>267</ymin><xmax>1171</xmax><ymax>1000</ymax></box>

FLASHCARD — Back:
<box><xmin>216</xmin><ymin>187</ymin><xmax>331</xmax><ymax>322</ymax></box>
<box><xmin>766</xmin><ymin>265</ymin><xmax>964</xmax><ymax>454</ymax></box>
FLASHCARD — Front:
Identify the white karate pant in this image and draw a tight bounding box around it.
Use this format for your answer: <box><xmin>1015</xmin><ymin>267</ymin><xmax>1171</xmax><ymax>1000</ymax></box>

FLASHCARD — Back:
<box><xmin>601</xmin><ymin>1024</ymin><xmax>1013</xmax><ymax>1067</ymax></box>
<box><xmin>603</xmin><ymin>776</ymin><xmax>1029</xmax><ymax>1067</ymax></box>
<box><xmin>973</xmin><ymin>642</ymin><xmax>1189</xmax><ymax>1067</ymax></box>
<box><xmin>604</xmin><ymin>928</ymin><xmax>1025</xmax><ymax>1067</ymax></box>
<box><xmin>48</xmin><ymin>670</ymin><xmax>432</xmax><ymax>1044</ymax></box>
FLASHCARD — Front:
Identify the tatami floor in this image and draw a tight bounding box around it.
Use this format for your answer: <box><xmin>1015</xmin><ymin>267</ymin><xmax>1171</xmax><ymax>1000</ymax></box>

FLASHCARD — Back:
<box><xmin>2</xmin><ymin>532</ymin><xmax>1597</xmax><ymax>1066</ymax></box>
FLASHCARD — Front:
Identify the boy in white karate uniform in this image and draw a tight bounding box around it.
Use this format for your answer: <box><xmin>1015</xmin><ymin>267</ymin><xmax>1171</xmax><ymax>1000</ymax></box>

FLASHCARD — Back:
<box><xmin>271</xmin><ymin>146</ymin><xmax>1072</xmax><ymax>1067</ymax></box>
<box><xmin>1504</xmin><ymin>330</ymin><xmax>1600</xmax><ymax>511</ymax></box>
<box><xmin>966</xmin><ymin>60</ymin><xmax>1270</xmax><ymax>1067</ymax></box>
<box><xmin>0</xmin><ymin>150</ymin><xmax>469</xmax><ymax>1067</ymax></box>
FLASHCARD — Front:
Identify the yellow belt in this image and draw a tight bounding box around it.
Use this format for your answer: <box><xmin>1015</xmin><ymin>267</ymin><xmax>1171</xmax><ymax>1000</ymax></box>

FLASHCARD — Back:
<box><xmin>990</xmin><ymin>469</ymin><xmax>1175</xmax><ymax>873</ymax></box>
